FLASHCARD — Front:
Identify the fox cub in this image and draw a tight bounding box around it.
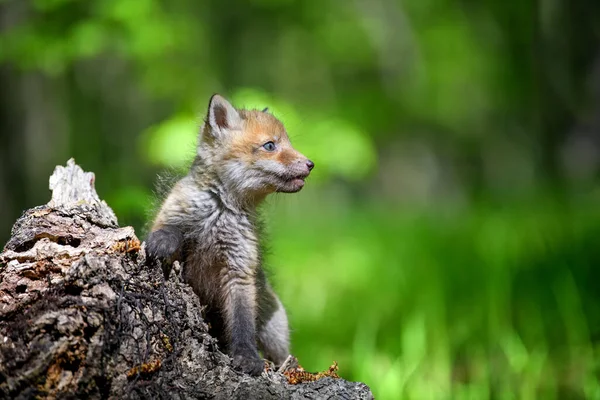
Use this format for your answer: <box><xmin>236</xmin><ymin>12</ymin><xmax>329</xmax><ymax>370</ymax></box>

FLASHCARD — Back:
<box><xmin>145</xmin><ymin>94</ymin><xmax>314</xmax><ymax>376</ymax></box>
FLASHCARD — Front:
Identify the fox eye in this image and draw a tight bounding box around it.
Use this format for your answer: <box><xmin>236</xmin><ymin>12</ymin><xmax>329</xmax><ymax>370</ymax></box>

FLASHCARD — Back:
<box><xmin>262</xmin><ymin>141</ymin><xmax>276</xmax><ymax>152</ymax></box>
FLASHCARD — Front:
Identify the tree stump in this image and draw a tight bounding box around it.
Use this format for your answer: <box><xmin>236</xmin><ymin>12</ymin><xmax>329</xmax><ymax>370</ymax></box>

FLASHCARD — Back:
<box><xmin>0</xmin><ymin>159</ymin><xmax>373</xmax><ymax>400</ymax></box>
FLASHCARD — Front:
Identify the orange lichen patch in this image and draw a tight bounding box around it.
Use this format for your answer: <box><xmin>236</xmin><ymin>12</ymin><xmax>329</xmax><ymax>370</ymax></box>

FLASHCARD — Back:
<box><xmin>161</xmin><ymin>334</ymin><xmax>173</xmax><ymax>353</ymax></box>
<box><xmin>112</xmin><ymin>238</ymin><xmax>141</xmax><ymax>255</ymax></box>
<box><xmin>43</xmin><ymin>362</ymin><xmax>63</xmax><ymax>393</ymax></box>
<box><xmin>20</xmin><ymin>260</ymin><xmax>61</xmax><ymax>280</ymax></box>
<box><xmin>40</xmin><ymin>344</ymin><xmax>87</xmax><ymax>395</ymax></box>
<box><xmin>284</xmin><ymin>361</ymin><xmax>340</xmax><ymax>385</ymax></box>
<box><xmin>127</xmin><ymin>359</ymin><xmax>162</xmax><ymax>379</ymax></box>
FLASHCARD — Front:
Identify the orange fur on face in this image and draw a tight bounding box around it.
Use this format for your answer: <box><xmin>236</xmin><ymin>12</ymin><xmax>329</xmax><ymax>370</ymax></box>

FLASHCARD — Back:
<box><xmin>225</xmin><ymin>110</ymin><xmax>306</xmax><ymax>166</ymax></box>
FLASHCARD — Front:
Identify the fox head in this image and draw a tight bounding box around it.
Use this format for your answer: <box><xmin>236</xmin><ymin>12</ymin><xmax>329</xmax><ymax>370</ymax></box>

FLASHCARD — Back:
<box><xmin>197</xmin><ymin>94</ymin><xmax>314</xmax><ymax>200</ymax></box>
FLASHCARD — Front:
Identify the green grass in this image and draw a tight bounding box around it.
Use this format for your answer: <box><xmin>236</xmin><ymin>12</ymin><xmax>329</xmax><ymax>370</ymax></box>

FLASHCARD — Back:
<box><xmin>264</xmin><ymin>191</ymin><xmax>600</xmax><ymax>399</ymax></box>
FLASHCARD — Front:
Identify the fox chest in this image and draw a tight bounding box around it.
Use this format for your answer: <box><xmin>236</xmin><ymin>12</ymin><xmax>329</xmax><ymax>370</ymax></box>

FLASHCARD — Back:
<box><xmin>190</xmin><ymin>212</ymin><xmax>261</xmax><ymax>273</ymax></box>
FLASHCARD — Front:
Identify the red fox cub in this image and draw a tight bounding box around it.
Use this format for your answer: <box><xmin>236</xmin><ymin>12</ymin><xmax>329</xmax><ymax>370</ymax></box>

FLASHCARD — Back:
<box><xmin>145</xmin><ymin>94</ymin><xmax>314</xmax><ymax>376</ymax></box>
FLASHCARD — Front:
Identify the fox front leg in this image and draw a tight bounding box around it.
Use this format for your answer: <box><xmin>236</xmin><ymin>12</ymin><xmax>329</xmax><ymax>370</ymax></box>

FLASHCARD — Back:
<box><xmin>223</xmin><ymin>277</ymin><xmax>265</xmax><ymax>376</ymax></box>
<box><xmin>145</xmin><ymin>225</ymin><xmax>184</xmax><ymax>278</ymax></box>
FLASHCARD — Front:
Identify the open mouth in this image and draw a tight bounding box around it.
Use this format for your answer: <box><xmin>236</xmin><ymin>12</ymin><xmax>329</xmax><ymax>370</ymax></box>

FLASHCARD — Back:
<box><xmin>288</xmin><ymin>177</ymin><xmax>305</xmax><ymax>188</ymax></box>
<box><xmin>286</xmin><ymin>172</ymin><xmax>310</xmax><ymax>185</ymax></box>
<box><xmin>278</xmin><ymin>173</ymin><xmax>309</xmax><ymax>193</ymax></box>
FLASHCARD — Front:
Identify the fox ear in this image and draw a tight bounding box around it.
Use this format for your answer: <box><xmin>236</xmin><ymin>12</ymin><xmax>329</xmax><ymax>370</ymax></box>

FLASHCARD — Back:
<box><xmin>206</xmin><ymin>94</ymin><xmax>242</xmax><ymax>136</ymax></box>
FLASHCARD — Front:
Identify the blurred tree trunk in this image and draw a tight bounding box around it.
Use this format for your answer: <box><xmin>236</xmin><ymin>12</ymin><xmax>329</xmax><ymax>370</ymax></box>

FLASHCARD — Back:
<box><xmin>0</xmin><ymin>2</ymin><xmax>25</xmax><ymax>246</ymax></box>
<box><xmin>0</xmin><ymin>65</ymin><xmax>23</xmax><ymax>246</ymax></box>
<box><xmin>531</xmin><ymin>0</ymin><xmax>600</xmax><ymax>187</ymax></box>
<box><xmin>0</xmin><ymin>2</ymin><xmax>69</xmax><ymax>245</ymax></box>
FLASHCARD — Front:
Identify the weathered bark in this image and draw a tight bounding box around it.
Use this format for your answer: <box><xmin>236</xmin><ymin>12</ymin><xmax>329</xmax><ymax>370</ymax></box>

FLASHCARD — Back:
<box><xmin>0</xmin><ymin>159</ymin><xmax>373</xmax><ymax>400</ymax></box>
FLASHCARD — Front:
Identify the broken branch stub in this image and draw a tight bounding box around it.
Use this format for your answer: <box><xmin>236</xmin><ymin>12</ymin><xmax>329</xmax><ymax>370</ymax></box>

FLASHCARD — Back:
<box><xmin>48</xmin><ymin>157</ymin><xmax>118</xmax><ymax>227</ymax></box>
<box><xmin>0</xmin><ymin>159</ymin><xmax>373</xmax><ymax>399</ymax></box>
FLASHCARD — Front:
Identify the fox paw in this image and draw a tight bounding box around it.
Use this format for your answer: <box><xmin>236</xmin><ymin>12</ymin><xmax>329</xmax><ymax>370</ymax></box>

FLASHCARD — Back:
<box><xmin>145</xmin><ymin>226</ymin><xmax>183</xmax><ymax>278</ymax></box>
<box><xmin>232</xmin><ymin>354</ymin><xmax>265</xmax><ymax>376</ymax></box>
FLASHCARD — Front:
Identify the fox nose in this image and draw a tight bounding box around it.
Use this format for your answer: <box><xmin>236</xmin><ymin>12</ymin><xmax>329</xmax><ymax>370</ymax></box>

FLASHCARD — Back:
<box><xmin>306</xmin><ymin>160</ymin><xmax>314</xmax><ymax>171</ymax></box>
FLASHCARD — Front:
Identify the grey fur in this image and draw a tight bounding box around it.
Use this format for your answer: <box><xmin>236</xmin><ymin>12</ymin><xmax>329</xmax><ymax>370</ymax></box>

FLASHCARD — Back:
<box><xmin>146</xmin><ymin>94</ymin><xmax>313</xmax><ymax>376</ymax></box>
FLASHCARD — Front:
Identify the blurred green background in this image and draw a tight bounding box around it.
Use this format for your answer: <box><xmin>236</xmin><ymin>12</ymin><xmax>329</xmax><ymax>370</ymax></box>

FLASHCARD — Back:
<box><xmin>1</xmin><ymin>0</ymin><xmax>600</xmax><ymax>398</ymax></box>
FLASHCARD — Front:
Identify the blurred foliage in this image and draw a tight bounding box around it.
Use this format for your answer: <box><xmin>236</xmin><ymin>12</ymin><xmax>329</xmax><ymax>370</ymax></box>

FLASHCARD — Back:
<box><xmin>1</xmin><ymin>0</ymin><xmax>600</xmax><ymax>398</ymax></box>
<box><xmin>268</xmin><ymin>193</ymin><xmax>600</xmax><ymax>399</ymax></box>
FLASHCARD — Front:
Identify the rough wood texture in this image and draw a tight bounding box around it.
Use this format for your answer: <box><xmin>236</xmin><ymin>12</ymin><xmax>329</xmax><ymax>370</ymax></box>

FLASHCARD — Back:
<box><xmin>0</xmin><ymin>159</ymin><xmax>373</xmax><ymax>400</ymax></box>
